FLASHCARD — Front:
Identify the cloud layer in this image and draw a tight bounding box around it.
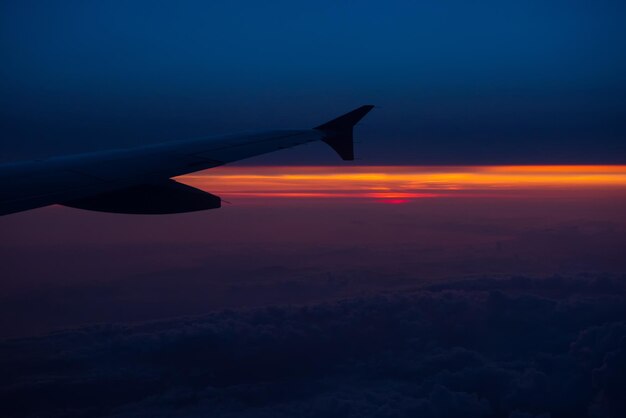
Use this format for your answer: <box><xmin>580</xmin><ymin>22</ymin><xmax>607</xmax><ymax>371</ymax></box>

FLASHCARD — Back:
<box><xmin>1</xmin><ymin>276</ymin><xmax>625</xmax><ymax>417</ymax></box>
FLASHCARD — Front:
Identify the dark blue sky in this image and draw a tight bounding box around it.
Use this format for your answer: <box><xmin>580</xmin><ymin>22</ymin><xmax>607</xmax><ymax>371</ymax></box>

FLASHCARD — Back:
<box><xmin>1</xmin><ymin>0</ymin><xmax>625</xmax><ymax>163</ymax></box>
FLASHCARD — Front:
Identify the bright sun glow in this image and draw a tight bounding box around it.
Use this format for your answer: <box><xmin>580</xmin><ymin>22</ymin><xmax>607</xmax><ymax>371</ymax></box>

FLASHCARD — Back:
<box><xmin>178</xmin><ymin>166</ymin><xmax>626</xmax><ymax>202</ymax></box>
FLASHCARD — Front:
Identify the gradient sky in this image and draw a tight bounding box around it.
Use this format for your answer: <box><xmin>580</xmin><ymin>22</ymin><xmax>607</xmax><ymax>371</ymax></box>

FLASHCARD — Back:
<box><xmin>1</xmin><ymin>0</ymin><xmax>626</xmax><ymax>163</ymax></box>
<box><xmin>2</xmin><ymin>3</ymin><xmax>626</xmax><ymax>416</ymax></box>
<box><xmin>1</xmin><ymin>0</ymin><xmax>626</xmax><ymax>336</ymax></box>
<box><xmin>2</xmin><ymin>0</ymin><xmax>626</xmax><ymax>334</ymax></box>
<box><xmin>2</xmin><ymin>165</ymin><xmax>626</xmax><ymax>337</ymax></box>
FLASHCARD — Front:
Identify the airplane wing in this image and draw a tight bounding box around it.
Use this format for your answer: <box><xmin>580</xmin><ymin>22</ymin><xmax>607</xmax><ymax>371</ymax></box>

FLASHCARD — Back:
<box><xmin>0</xmin><ymin>105</ymin><xmax>374</xmax><ymax>216</ymax></box>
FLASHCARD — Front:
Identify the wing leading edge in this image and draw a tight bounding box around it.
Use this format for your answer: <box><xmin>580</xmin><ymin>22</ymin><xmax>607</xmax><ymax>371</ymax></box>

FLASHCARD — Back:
<box><xmin>0</xmin><ymin>105</ymin><xmax>374</xmax><ymax>215</ymax></box>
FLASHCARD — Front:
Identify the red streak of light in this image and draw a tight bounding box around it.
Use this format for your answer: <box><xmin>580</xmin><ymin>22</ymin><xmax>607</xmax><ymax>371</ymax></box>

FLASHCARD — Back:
<box><xmin>382</xmin><ymin>199</ymin><xmax>410</xmax><ymax>205</ymax></box>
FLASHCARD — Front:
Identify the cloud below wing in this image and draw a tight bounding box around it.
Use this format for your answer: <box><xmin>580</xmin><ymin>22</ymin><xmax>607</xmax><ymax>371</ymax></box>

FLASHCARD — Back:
<box><xmin>1</xmin><ymin>276</ymin><xmax>625</xmax><ymax>417</ymax></box>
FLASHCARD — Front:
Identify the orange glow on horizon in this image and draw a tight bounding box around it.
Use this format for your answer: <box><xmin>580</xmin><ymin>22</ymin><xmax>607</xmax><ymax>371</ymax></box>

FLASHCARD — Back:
<box><xmin>177</xmin><ymin>165</ymin><xmax>626</xmax><ymax>202</ymax></box>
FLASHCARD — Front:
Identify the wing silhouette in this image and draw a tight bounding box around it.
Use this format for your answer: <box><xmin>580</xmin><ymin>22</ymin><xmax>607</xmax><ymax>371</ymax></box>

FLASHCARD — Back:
<box><xmin>0</xmin><ymin>105</ymin><xmax>374</xmax><ymax>215</ymax></box>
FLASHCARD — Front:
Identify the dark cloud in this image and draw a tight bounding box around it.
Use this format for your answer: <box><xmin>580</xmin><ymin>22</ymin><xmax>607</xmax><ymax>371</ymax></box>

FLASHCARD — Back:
<box><xmin>1</xmin><ymin>276</ymin><xmax>625</xmax><ymax>417</ymax></box>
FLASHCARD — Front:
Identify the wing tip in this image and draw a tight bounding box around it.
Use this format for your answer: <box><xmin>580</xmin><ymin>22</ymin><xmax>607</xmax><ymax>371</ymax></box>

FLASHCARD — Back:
<box><xmin>316</xmin><ymin>105</ymin><xmax>374</xmax><ymax>161</ymax></box>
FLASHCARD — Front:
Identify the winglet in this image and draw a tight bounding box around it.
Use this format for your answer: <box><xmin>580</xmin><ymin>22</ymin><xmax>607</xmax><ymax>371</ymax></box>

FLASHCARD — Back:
<box><xmin>314</xmin><ymin>105</ymin><xmax>374</xmax><ymax>161</ymax></box>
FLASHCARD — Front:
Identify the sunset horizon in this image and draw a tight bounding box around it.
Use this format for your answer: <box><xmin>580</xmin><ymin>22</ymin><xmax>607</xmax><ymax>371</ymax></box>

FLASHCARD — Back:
<box><xmin>2</xmin><ymin>1</ymin><xmax>626</xmax><ymax>417</ymax></box>
<box><xmin>179</xmin><ymin>165</ymin><xmax>626</xmax><ymax>202</ymax></box>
